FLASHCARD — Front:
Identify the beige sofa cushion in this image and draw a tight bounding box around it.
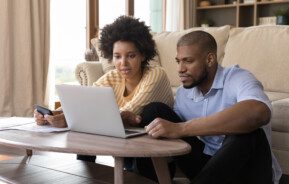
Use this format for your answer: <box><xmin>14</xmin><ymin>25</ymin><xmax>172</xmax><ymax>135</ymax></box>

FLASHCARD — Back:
<box><xmin>222</xmin><ymin>26</ymin><xmax>289</xmax><ymax>93</ymax></box>
<box><xmin>91</xmin><ymin>38</ymin><xmax>115</xmax><ymax>73</ymax></box>
<box><xmin>271</xmin><ymin>98</ymin><xmax>289</xmax><ymax>132</ymax></box>
<box><xmin>153</xmin><ymin>25</ymin><xmax>230</xmax><ymax>87</ymax></box>
<box><xmin>272</xmin><ymin>148</ymin><xmax>289</xmax><ymax>174</ymax></box>
<box><xmin>265</xmin><ymin>91</ymin><xmax>289</xmax><ymax>102</ymax></box>
<box><xmin>91</xmin><ymin>38</ymin><xmax>160</xmax><ymax>73</ymax></box>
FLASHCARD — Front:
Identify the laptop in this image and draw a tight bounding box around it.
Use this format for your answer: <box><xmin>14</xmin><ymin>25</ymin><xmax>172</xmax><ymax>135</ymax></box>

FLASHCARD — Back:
<box><xmin>55</xmin><ymin>84</ymin><xmax>146</xmax><ymax>138</ymax></box>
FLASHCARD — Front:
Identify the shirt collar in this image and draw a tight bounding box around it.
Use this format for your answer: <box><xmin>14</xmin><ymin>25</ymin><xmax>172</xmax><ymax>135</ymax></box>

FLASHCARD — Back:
<box><xmin>187</xmin><ymin>65</ymin><xmax>225</xmax><ymax>101</ymax></box>
<box><xmin>211</xmin><ymin>65</ymin><xmax>225</xmax><ymax>90</ymax></box>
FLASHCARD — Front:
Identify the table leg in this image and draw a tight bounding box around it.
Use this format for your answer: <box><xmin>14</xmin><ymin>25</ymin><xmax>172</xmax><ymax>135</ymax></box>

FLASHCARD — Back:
<box><xmin>114</xmin><ymin>157</ymin><xmax>124</xmax><ymax>184</ymax></box>
<box><xmin>25</xmin><ymin>149</ymin><xmax>33</xmax><ymax>163</ymax></box>
<box><xmin>26</xmin><ymin>149</ymin><xmax>33</xmax><ymax>156</ymax></box>
<box><xmin>152</xmin><ymin>157</ymin><xmax>172</xmax><ymax>184</ymax></box>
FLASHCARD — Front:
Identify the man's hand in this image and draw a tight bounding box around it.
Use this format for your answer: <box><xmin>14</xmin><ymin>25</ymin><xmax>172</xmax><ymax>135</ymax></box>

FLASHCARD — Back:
<box><xmin>120</xmin><ymin>111</ymin><xmax>142</xmax><ymax>127</ymax></box>
<box><xmin>145</xmin><ymin>118</ymin><xmax>184</xmax><ymax>138</ymax></box>
<box><xmin>34</xmin><ymin>109</ymin><xmax>67</xmax><ymax>128</ymax></box>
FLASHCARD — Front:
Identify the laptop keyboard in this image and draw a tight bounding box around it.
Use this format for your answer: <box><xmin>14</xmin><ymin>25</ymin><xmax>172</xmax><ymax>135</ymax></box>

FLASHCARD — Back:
<box><xmin>125</xmin><ymin>129</ymin><xmax>139</xmax><ymax>134</ymax></box>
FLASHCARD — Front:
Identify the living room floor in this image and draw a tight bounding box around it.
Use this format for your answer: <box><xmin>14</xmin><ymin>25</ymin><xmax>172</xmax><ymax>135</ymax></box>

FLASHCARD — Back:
<box><xmin>0</xmin><ymin>145</ymin><xmax>191</xmax><ymax>184</ymax></box>
<box><xmin>0</xmin><ymin>146</ymin><xmax>288</xmax><ymax>184</ymax></box>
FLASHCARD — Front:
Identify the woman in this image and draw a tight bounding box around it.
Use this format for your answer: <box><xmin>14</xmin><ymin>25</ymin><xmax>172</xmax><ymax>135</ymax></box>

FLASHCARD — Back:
<box><xmin>34</xmin><ymin>16</ymin><xmax>174</xmax><ymax>181</ymax></box>
<box><xmin>35</xmin><ymin>16</ymin><xmax>173</xmax><ymax>128</ymax></box>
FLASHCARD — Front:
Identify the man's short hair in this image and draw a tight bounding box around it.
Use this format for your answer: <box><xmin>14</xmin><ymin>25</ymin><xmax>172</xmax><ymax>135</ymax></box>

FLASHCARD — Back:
<box><xmin>177</xmin><ymin>31</ymin><xmax>217</xmax><ymax>55</ymax></box>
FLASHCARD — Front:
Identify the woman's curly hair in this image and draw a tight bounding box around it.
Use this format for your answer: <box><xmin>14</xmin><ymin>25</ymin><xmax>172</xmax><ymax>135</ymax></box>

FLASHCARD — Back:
<box><xmin>99</xmin><ymin>16</ymin><xmax>157</xmax><ymax>70</ymax></box>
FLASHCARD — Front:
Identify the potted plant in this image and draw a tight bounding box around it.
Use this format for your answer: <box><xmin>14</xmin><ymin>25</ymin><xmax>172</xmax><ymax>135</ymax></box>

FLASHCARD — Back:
<box><xmin>200</xmin><ymin>19</ymin><xmax>214</xmax><ymax>27</ymax></box>
<box><xmin>274</xmin><ymin>8</ymin><xmax>289</xmax><ymax>25</ymax></box>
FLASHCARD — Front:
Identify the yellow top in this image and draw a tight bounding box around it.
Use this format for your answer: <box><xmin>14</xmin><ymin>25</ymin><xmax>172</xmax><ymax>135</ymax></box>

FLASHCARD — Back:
<box><xmin>93</xmin><ymin>66</ymin><xmax>174</xmax><ymax>115</ymax></box>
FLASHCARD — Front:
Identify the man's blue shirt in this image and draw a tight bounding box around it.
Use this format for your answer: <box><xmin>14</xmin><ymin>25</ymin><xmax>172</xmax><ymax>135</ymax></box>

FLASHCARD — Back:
<box><xmin>174</xmin><ymin>64</ymin><xmax>272</xmax><ymax>155</ymax></box>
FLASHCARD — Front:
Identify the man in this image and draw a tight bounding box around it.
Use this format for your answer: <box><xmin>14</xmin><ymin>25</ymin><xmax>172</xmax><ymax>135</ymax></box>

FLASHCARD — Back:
<box><xmin>143</xmin><ymin>31</ymin><xmax>281</xmax><ymax>184</ymax></box>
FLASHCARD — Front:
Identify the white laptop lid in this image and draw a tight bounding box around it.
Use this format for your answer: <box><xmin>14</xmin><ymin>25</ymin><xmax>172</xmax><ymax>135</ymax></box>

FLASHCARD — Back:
<box><xmin>56</xmin><ymin>85</ymin><xmax>144</xmax><ymax>138</ymax></box>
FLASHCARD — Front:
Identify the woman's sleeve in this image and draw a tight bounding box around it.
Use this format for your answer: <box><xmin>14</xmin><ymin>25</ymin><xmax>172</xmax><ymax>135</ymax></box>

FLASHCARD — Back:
<box><xmin>120</xmin><ymin>67</ymin><xmax>174</xmax><ymax>114</ymax></box>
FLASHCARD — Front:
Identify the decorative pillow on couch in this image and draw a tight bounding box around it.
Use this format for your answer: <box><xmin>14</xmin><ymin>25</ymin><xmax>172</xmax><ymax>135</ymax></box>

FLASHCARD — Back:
<box><xmin>153</xmin><ymin>25</ymin><xmax>231</xmax><ymax>87</ymax></box>
<box><xmin>221</xmin><ymin>25</ymin><xmax>289</xmax><ymax>93</ymax></box>
<box><xmin>91</xmin><ymin>38</ymin><xmax>115</xmax><ymax>73</ymax></box>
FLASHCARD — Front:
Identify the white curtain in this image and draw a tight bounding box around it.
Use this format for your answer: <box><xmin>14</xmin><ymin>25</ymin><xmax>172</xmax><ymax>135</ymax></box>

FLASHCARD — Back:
<box><xmin>0</xmin><ymin>0</ymin><xmax>50</xmax><ymax>116</ymax></box>
<box><xmin>165</xmin><ymin>0</ymin><xmax>190</xmax><ymax>31</ymax></box>
<box><xmin>166</xmin><ymin>0</ymin><xmax>181</xmax><ymax>31</ymax></box>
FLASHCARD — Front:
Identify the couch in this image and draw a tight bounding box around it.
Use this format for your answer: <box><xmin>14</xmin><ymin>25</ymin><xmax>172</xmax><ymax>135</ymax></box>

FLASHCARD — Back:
<box><xmin>75</xmin><ymin>25</ymin><xmax>289</xmax><ymax>177</ymax></box>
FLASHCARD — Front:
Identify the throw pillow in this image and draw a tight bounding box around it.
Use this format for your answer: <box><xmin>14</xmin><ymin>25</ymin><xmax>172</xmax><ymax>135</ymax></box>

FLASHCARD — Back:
<box><xmin>222</xmin><ymin>25</ymin><xmax>289</xmax><ymax>92</ymax></box>
<box><xmin>153</xmin><ymin>25</ymin><xmax>231</xmax><ymax>87</ymax></box>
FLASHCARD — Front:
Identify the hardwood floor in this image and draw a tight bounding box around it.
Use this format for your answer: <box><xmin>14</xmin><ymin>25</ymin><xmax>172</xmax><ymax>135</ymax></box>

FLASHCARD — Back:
<box><xmin>0</xmin><ymin>145</ymin><xmax>113</xmax><ymax>166</ymax></box>
<box><xmin>0</xmin><ymin>146</ymin><xmax>156</xmax><ymax>184</ymax></box>
<box><xmin>1</xmin><ymin>146</ymin><xmax>288</xmax><ymax>184</ymax></box>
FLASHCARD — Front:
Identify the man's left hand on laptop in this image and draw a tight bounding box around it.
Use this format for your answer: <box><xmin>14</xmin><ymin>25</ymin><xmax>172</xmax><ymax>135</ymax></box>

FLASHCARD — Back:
<box><xmin>146</xmin><ymin>117</ymin><xmax>183</xmax><ymax>139</ymax></box>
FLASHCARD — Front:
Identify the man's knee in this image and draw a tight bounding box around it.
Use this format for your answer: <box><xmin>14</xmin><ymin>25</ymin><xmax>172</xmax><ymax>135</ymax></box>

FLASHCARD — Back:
<box><xmin>143</xmin><ymin>102</ymin><xmax>170</xmax><ymax>112</ymax></box>
<box><xmin>141</xmin><ymin>102</ymin><xmax>181</xmax><ymax>125</ymax></box>
<box><xmin>222</xmin><ymin>128</ymin><xmax>268</xmax><ymax>149</ymax></box>
<box><xmin>141</xmin><ymin>102</ymin><xmax>169</xmax><ymax>125</ymax></box>
<box><xmin>213</xmin><ymin>128</ymin><xmax>272</xmax><ymax>183</ymax></box>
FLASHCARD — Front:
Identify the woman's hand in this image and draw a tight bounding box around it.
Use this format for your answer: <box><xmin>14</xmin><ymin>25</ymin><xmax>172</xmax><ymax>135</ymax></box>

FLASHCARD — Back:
<box><xmin>34</xmin><ymin>109</ymin><xmax>47</xmax><ymax>125</ymax></box>
<box><xmin>34</xmin><ymin>109</ymin><xmax>67</xmax><ymax>128</ymax></box>
<box><xmin>120</xmin><ymin>111</ymin><xmax>142</xmax><ymax>127</ymax></box>
<box><xmin>44</xmin><ymin>111</ymin><xmax>67</xmax><ymax>128</ymax></box>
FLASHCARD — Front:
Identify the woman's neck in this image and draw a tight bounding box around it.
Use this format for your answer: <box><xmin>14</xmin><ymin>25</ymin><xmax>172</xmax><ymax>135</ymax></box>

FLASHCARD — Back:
<box><xmin>124</xmin><ymin>71</ymin><xmax>143</xmax><ymax>97</ymax></box>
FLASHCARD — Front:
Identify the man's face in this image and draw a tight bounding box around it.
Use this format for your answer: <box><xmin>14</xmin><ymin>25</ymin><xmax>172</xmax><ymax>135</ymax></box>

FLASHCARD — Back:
<box><xmin>175</xmin><ymin>44</ymin><xmax>208</xmax><ymax>89</ymax></box>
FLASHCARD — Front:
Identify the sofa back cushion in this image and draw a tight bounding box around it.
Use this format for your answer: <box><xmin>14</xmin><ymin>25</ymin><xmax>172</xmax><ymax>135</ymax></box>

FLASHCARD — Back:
<box><xmin>153</xmin><ymin>25</ymin><xmax>230</xmax><ymax>87</ymax></box>
<box><xmin>91</xmin><ymin>38</ymin><xmax>114</xmax><ymax>73</ymax></box>
<box><xmin>222</xmin><ymin>26</ymin><xmax>289</xmax><ymax>93</ymax></box>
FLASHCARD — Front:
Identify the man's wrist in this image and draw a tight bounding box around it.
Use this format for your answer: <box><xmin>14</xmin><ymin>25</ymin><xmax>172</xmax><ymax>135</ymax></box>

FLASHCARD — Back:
<box><xmin>179</xmin><ymin>122</ymin><xmax>188</xmax><ymax>137</ymax></box>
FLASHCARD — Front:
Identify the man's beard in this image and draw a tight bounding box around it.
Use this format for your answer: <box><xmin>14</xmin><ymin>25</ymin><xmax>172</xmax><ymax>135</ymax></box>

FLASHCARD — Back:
<box><xmin>183</xmin><ymin>69</ymin><xmax>208</xmax><ymax>89</ymax></box>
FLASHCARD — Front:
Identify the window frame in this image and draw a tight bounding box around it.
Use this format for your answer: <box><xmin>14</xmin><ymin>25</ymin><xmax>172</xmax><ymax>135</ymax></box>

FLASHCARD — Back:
<box><xmin>86</xmin><ymin>0</ymin><xmax>166</xmax><ymax>49</ymax></box>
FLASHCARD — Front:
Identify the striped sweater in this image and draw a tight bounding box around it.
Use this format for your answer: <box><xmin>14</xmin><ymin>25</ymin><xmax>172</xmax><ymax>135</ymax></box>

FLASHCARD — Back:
<box><xmin>93</xmin><ymin>66</ymin><xmax>174</xmax><ymax>115</ymax></box>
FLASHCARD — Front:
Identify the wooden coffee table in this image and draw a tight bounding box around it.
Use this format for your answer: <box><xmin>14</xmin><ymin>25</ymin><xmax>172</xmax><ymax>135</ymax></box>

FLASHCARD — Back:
<box><xmin>0</xmin><ymin>130</ymin><xmax>191</xmax><ymax>184</ymax></box>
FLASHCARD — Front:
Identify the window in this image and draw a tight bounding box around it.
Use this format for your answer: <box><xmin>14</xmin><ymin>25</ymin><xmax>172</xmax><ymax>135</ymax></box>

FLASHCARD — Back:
<box><xmin>87</xmin><ymin>0</ymin><xmax>163</xmax><ymax>45</ymax></box>
<box><xmin>99</xmin><ymin>0</ymin><xmax>125</xmax><ymax>29</ymax></box>
<box><xmin>50</xmin><ymin>0</ymin><xmax>86</xmax><ymax>105</ymax></box>
<box><xmin>134</xmin><ymin>0</ymin><xmax>163</xmax><ymax>32</ymax></box>
<box><xmin>49</xmin><ymin>0</ymin><xmax>163</xmax><ymax>103</ymax></box>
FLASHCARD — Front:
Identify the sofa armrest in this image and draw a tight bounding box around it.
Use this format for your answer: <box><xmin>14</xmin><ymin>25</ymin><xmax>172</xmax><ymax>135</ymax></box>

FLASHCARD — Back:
<box><xmin>75</xmin><ymin>61</ymin><xmax>104</xmax><ymax>86</ymax></box>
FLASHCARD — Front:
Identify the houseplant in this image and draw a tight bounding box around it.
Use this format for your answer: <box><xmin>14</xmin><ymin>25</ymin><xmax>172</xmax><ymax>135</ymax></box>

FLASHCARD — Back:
<box><xmin>200</xmin><ymin>18</ymin><xmax>214</xmax><ymax>27</ymax></box>
<box><xmin>274</xmin><ymin>8</ymin><xmax>289</xmax><ymax>25</ymax></box>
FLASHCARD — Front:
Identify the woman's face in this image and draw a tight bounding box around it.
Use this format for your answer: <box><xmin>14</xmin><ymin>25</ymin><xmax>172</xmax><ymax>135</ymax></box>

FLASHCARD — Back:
<box><xmin>112</xmin><ymin>41</ymin><xmax>144</xmax><ymax>81</ymax></box>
